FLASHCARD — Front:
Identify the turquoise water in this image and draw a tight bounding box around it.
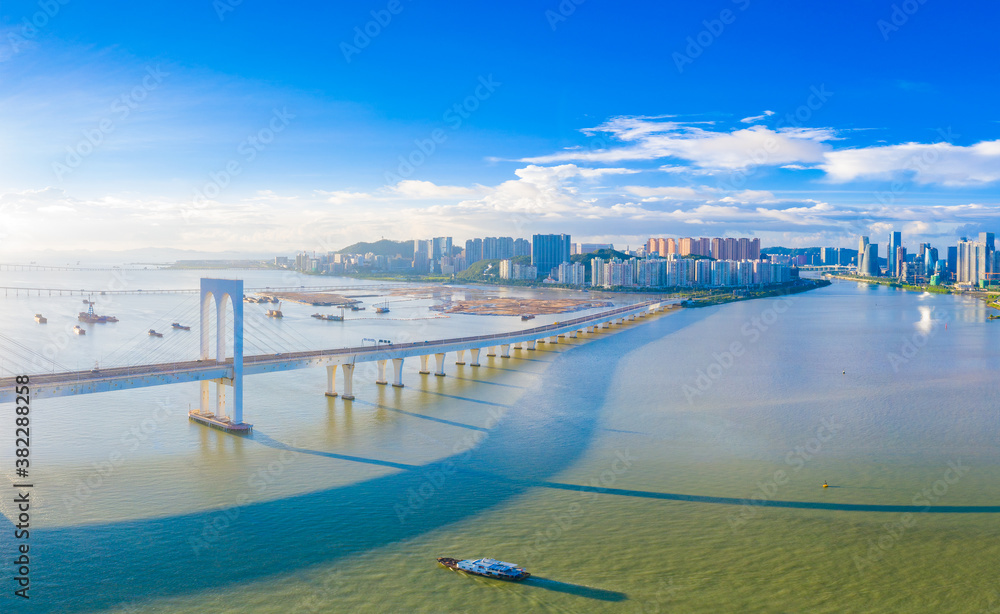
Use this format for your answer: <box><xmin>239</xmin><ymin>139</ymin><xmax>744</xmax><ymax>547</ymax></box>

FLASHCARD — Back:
<box><xmin>1</xmin><ymin>272</ymin><xmax>999</xmax><ymax>613</ymax></box>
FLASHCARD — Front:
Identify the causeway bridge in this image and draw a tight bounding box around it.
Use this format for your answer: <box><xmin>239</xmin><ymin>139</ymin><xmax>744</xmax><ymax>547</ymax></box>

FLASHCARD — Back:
<box><xmin>0</xmin><ymin>278</ymin><xmax>673</xmax><ymax>432</ymax></box>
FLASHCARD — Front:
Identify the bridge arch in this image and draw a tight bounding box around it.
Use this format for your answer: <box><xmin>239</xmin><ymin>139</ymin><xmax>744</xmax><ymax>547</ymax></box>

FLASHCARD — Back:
<box><xmin>197</xmin><ymin>279</ymin><xmax>246</xmax><ymax>426</ymax></box>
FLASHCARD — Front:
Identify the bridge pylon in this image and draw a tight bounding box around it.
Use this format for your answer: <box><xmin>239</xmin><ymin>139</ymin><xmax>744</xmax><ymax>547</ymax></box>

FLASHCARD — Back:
<box><xmin>189</xmin><ymin>278</ymin><xmax>251</xmax><ymax>433</ymax></box>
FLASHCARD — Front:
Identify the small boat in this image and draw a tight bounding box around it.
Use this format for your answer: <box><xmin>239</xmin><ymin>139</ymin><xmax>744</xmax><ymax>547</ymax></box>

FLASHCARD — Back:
<box><xmin>171</xmin><ymin>323</ymin><xmax>191</xmax><ymax>330</ymax></box>
<box><xmin>375</xmin><ymin>301</ymin><xmax>390</xmax><ymax>314</ymax></box>
<box><xmin>521</xmin><ymin>314</ymin><xmax>535</xmax><ymax>321</ymax></box>
<box><xmin>351</xmin><ymin>305</ymin><xmax>365</xmax><ymax>311</ymax></box>
<box><xmin>148</xmin><ymin>329</ymin><xmax>163</xmax><ymax>337</ymax></box>
<box><xmin>437</xmin><ymin>557</ymin><xmax>530</xmax><ymax>582</ymax></box>
<box><xmin>82</xmin><ymin>299</ymin><xmax>94</xmax><ymax>305</ymax></box>
<box><xmin>34</xmin><ymin>314</ymin><xmax>47</xmax><ymax>323</ymax></box>
<box><xmin>73</xmin><ymin>325</ymin><xmax>86</xmax><ymax>335</ymax></box>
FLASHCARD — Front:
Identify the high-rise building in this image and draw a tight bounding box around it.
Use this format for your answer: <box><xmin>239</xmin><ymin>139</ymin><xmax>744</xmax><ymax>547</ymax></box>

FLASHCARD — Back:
<box><xmin>857</xmin><ymin>236</ymin><xmax>870</xmax><ymax>273</ymax></box>
<box><xmin>862</xmin><ymin>242</ymin><xmax>879</xmax><ymax>276</ymax></box>
<box><xmin>465</xmin><ymin>238</ymin><xmax>483</xmax><ymax>264</ymax></box>
<box><xmin>888</xmin><ymin>231</ymin><xmax>901</xmax><ymax>276</ymax></box>
<box><xmin>531</xmin><ymin>234</ymin><xmax>571</xmax><ymax>279</ymax></box>
<box><xmin>895</xmin><ymin>246</ymin><xmax>906</xmax><ymax>280</ymax></box>
<box><xmin>514</xmin><ymin>238</ymin><xmax>531</xmax><ymax>257</ymax></box>
<box><xmin>958</xmin><ymin>233</ymin><xmax>996</xmax><ymax>285</ymax></box>
<box><xmin>557</xmin><ymin>262</ymin><xmax>586</xmax><ymax>285</ymax></box>
<box><xmin>429</xmin><ymin>237</ymin><xmax>452</xmax><ymax>273</ymax></box>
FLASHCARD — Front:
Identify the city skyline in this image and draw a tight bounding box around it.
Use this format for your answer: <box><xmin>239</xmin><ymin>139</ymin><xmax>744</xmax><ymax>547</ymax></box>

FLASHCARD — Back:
<box><xmin>2</xmin><ymin>3</ymin><xmax>1000</xmax><ymax>258</ymax></box>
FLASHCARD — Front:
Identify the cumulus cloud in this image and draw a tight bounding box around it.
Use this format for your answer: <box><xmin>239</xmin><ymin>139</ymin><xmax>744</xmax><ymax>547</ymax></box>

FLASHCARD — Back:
<box><xmin>821</xmin><ymin>140</ymin><xmax>1000</xmax><ymax>186</ymax></box>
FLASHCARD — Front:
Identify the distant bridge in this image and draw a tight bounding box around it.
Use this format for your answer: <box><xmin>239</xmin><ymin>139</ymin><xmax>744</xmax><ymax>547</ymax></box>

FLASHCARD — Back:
<box><xmin>0</xmin><ymin>278</ymin><xmax>674</xmax><ymax>432</ymax></box>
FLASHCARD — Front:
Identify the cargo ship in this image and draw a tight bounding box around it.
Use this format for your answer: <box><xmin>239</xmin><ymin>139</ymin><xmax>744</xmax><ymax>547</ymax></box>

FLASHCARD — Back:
<box><xmin>436</xmin><ymin>557</ymin><xmax>530</xmax><ymax>582</ymax></box>
<box><xmin>311</xmin><ymin>313</ymin><xmax>344</xmax><ymax>321</ymax></box>
<box><xmin>171</xmin><ymin>323</ymin><xmax>191</xmax><ymax>330</ymax></box>
<box><xmin>520</xmin><ymin>314</ymin><xmax>535</xmax><ymax>321</ymax></box>
<box><xmin>148</xmin><ymin>329</ymin><xmax>163</xmax><ymax>337</ymax></box>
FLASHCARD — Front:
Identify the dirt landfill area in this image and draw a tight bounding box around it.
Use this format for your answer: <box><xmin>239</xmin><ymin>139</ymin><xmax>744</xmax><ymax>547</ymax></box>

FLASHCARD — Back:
<box><xmin>432</xmin><ymin>297</ymin><xmax>612</xmax><ymax>316</ymax></box>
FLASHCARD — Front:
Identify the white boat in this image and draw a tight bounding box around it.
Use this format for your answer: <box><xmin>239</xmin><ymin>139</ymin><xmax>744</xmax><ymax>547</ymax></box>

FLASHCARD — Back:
<box><xmin>73</xmin><ymin>325</ymin><xmax>86</xmax><ymax>335</ymax></box>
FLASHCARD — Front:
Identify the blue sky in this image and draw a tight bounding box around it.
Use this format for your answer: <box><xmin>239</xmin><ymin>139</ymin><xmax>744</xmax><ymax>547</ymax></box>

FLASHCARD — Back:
<box><xmin>1</xmin><ymin>0</ymin><xmax>999</xmax><ymax>257</ymax></box>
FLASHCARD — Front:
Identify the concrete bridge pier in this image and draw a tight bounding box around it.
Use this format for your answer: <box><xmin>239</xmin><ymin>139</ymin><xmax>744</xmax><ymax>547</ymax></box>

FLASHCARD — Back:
<box><xmin>602</xmin><ymin>321</ymin><xmax>610</xmax><ymax>329</ymax></box>
<box><xmin>216</xmin><ymin>379</ymin><xmax>228</xmax><ymax>419</ymax></box>
<box><xmin>341</xmin><ymin>363</ymin><xmax>356</xmax><ymax>400</ymax></box>
<box><xmin>325</xmin><ymin>365</ymin><xmax>338</xmax><ymax>397</ymax></box>
<box><xmin>549</xmin><ymin>336</ymin><xmax>559</xmax><ymax>344</ymax></box>
<box><xmin>455</xmin><ymin>350</ymin><xmax>466</xmax><ymax>365</ymax></box>
<box><xmin>486</xmin><ymin>346</ymin><xmax>497</xmax><ymax>357</ymax></box>
<box><xmin>392</xmin><ymin>358</ymin><xmax>405</xmax><ymax>387</ymax></box>
<box><xmin>570</xmin><ymin>330</ymin><xmax>578</xmax><ymax>338</ymax></box>
<box><xmin>500</xmin><ymin>344</ymin><xmax>510</xmax><ymax>358</ymax></box>
<box><xmin>434</xmin><ymin>353</ymin><xmax>446</xmax><ymax>376</ymax></box>
<box><xmin>470</xmin><ymin>348</ymin><xmax>481</xmax><ymax>367</ymax></box>
<box><xmin>527</xmin><ymin>340</ymin><xmax>536</xmax><ymax>350</ymax></box>
<box><xmin>419</xmin><ymin>355</ymin><xmax>431</xmax><ymax>374</ymax></box>
<box><xmin>376</xmin><ymin>360</ymin><xmax>388</xmax><ymax>385</ymax></box>
<box><xmin>200</xmin><ymin>380</ymin><xmax>211</xmax><ymax>411</ymax></box>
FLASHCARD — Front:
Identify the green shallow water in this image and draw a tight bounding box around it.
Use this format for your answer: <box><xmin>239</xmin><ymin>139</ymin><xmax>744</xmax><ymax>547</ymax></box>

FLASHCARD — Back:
<box><xmin>2</xmin><ymin>274</ymin><xmax>1000</xmax><ymax>613</ymax></box>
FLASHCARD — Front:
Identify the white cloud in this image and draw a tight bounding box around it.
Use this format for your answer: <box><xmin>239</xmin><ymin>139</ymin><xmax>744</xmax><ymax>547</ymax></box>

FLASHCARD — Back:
<box><xmin>388</xmin><ymin>180</ymin><xmax>486</xmax><ymax>199</ymax></box>
<box><xmin>522</xmin><ymin>116</ymin><xmax>836</xmax><ymax>170</ymax></box>
<box><xmin>822</xmin><ymin>140</ymin><xmax>1000</xmax><ymax>186</ymax></box>
<box><xmin>740</xmin><ymin>110</ymin><xmax>775</xmax><ymax>124</ymax></box>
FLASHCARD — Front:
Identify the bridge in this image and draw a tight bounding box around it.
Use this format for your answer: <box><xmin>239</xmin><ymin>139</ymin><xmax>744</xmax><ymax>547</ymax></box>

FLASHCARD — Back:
<box><xmin>0</xmin><ymin>278</ymin><xmax>674</xmax><ymax>432</ymax></box>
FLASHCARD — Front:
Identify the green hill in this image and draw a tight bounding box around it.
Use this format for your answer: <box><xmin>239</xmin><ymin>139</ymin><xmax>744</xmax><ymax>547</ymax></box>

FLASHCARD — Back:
<box><xmin>338</xmin><ymin>239</ymin><xmax>414</xmax><ymax>257</ymax></box>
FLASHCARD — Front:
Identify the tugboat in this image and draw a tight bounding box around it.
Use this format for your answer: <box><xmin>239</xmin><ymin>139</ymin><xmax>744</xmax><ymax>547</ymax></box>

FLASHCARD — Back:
<box><xmin>73</xmin><ymin>325</ymin><xmax>86</xmax><ymax>335</ymax></box>
<box><xmin>148</xmin><ymin>329</ymin><xmax>164</xmax><ymax>337</ymax></box>
<box><xmin>171</xmin><ymin>323</ymin><xmax>191</xmax><ymax>330</ymax></box>
<box><xmin>34</xmin><ymin>313</ymin><xmax>47</xmax><ymax>323</ymax></box>
<box><xmin>437</xmin><ymin>557</ymin><xmax>530</xmax><ymax>582</ymax></box>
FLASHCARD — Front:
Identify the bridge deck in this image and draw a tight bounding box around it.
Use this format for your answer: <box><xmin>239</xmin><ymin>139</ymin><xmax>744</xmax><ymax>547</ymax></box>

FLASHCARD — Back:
<box><xmin>0</xmin><ymin>300</ymin><xmax>669</xmax><ymax>402</ymax></box>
